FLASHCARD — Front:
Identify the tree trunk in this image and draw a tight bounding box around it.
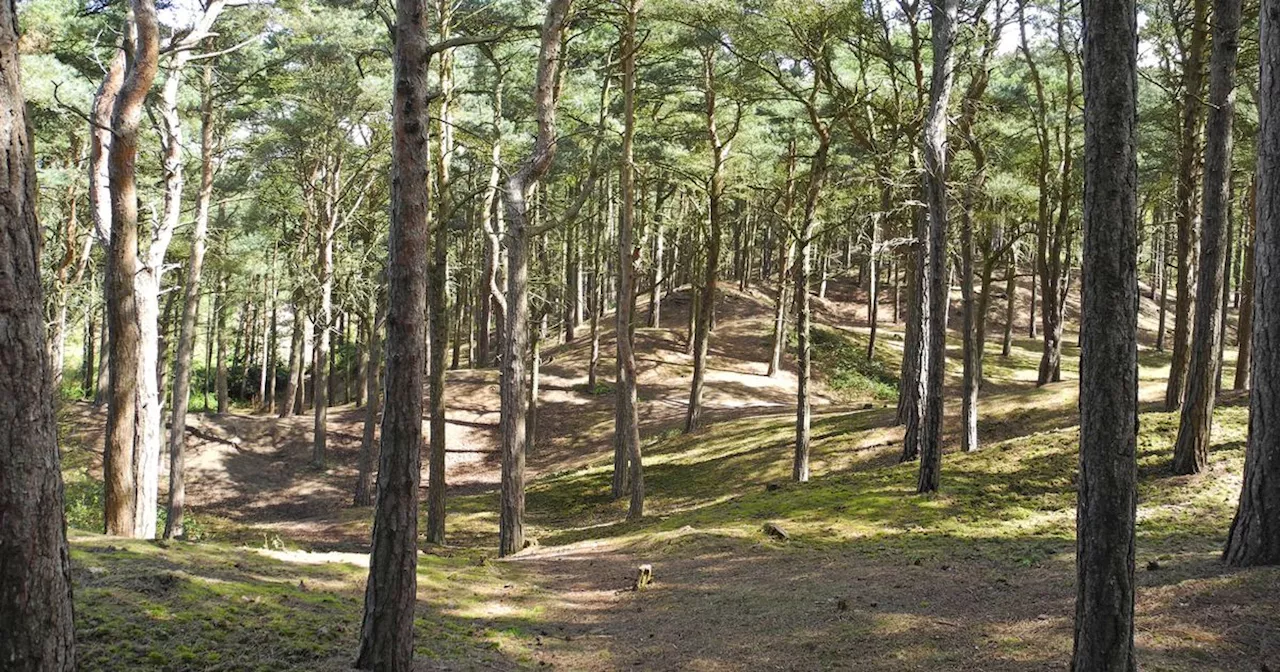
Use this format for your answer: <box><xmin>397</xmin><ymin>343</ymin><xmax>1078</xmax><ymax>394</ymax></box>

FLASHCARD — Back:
<box><xmin>1223</xmin><ymin>0</ymin><xmax>1280</xmax><ymax>567</ymax></box>
<box><xmin>614</xmin><ymin>0</ymin><xmax>645</xmax><ymax>520</ymax></box>
<box><xmin>0</xmin><ymin>5</ymin><xmax>77</xmax><ymax>661</ymax></box>
<box><xmin>216</xmin><ymin>279</ymin><xmax>230</xmax><ymax>414</ymax></box>
<box><xmin>1173</xmin><ymin>0</ymin><xmax>1241</xmax><ymax>476</ymax></box>
<box><xmin>1167</xmin><ymin>0</ymin><xmax>1210</xmax><ymax>411</ymax></box>
<box><xmin>499</xmin><ymin>0</ymin><xmax>573</xmax><ymax>556</ymax></box>
<box><xmin>164</xmin><ymin>60</ymin><xmax>216</xmax><ymax>539</ymax></box>
<box><xmin>354</xmin><ymin>301</ymin><xmax>382</xmax><ymax>508</ymax></box>
<box><xmin>914</xmin><ymin>0</ymin><xmax>957</xmax><ymax>493</ymax></box>
<box><xmin>767</xmin><ymin>141</ymin><xmax>797</xmax><ymax>378</ymax></box>
<box><xmin>280</xmin><ymin>301</ymin><xmax>304</xmax><ymax>418</ymax></box>
<box><xmin>686</xmin><ymin>48</ymin><xmax>730</xmax><ymax>433</ymax></box>
<box><xmin>793</xmin><ymin>145</ymin><xmax>829</xmax><ymax>482</ymax></box>
<box><xmin>104</xmin><ymin>0</ymin><xmax>159</xmax><ymax>538</ymax></box>
<box><xmin>1234</xmin><ymin>179</ymin><xmax>1257</xmax><ymax>389</ymax></box>
<box><xmin>353</xmin><ymin>0</ymin><xmax>434</xmax><ymax>666</ymax></box>
<box><xmin>1073</xmin><ymin>0</ymin><xmax>1139</xmax><ymax>666</ymax></box>
<box><xmin>314</xmin><ymin>212</ymin><xmax>334</xmax><ymax>465</ymax></box>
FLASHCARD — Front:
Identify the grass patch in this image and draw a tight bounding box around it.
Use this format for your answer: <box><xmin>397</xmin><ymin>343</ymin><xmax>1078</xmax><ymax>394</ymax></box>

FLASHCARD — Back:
<box><xmin>810</xmin><ymin>327</ymin><xmax>899</xmax><ymax>402</ymax></box>
<box><xmin>70</xmin><ymin>535</ymin><xmax>550</xmax><ymax>671</ymax></box>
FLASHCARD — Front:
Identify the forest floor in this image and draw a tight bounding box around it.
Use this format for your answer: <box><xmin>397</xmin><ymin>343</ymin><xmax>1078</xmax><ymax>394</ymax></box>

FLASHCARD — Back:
<box><xmin>58</xmin><ymin>278</ymin><xmax>1280</xmax><ymax>671</ymax></box>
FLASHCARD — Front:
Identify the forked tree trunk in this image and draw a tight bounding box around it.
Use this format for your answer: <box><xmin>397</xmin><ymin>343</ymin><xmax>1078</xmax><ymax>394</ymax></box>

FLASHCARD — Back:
<box><xmin>1172</xmin><ymin>0</ymin><xmax>1241</xmax><ymax>476</ymax></box>
<box><xmin>499</xmin><ymin>0</ymin><xmax>573</xmax><ymax>556</ymax></box>
<box><xmin>0</xmin><ymin>5</ymin><xmax>77</xmax><ymax>663</ymax></box>
<box><xmin>1167</xmin><ymin>0</ymin><xmax>1210</xmax><ymax>411</ymax></box>
<box><xmin>104</xmin><ymin>0</ymin><xmax>159</xmax><ymax>538</ymax></box>
<box><xmin>686</xmin><ymin>47</ymin><xmax>732</xmax><ymax>433</ymax></box>
<box><xmin>1224</xmin><ymin>0</ymin><xmax>1280</xmax><ymax>567</ymax></box>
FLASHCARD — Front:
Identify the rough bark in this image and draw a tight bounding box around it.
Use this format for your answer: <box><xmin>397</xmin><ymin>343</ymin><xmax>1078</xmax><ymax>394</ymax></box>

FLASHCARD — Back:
<box><xmin>1167</xmin><ymin>0</ymin><xmax>1210</xmax><ymax>411</ymax></box>
<box><xmin>915</xmin><ymin>0</ymin><xmax>957</xmax><ymax>493</ymax></box>
<box><xmin>0</xmin><ymin>4</ymin><xmax>77</xmax><ymax>662</ymax></box>
<box><xmin>793</xmin><ymin>144</ymin><xmax>828</xmax><ymax>483</ymax></box>
<box><xmin>426</xmin><ymin>0</ymin><xmax>454</xmax><ymax>545</ymax></box>
<box><xmin>1073</xmin><ymin>0</ymin><xmax>1139</xmax><ymax>666</ymax></box>
<box><xmin>1224</xmin><ymin>0</ymin><xmax>1280</xmax><ymax>567</ymax></box>
<box><xmin>104</xmin><ymin>0</ymin><xmax>160</xmax><ymax>537</ymax></box>
<box><xmin>1173</xmin><ymin>0</ymin><xmax>1241</xmax><ymax>476</ymax></box>
<box><xmin>353</xmin><ymin>0</ymin><xmax>433</xmax><ymax>666</ymax></box>
<box><xmin>500</xmin><ymin>0</ymin><xmax>573</xmax><ymax>556</ymax></box>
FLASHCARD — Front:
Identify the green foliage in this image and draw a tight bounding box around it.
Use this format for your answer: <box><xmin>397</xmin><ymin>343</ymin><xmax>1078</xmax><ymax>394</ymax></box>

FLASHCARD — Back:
<box><xmin>809</xmin><ymin>327</ymin><xmax>899</xmax><ymax>402</ymax></box>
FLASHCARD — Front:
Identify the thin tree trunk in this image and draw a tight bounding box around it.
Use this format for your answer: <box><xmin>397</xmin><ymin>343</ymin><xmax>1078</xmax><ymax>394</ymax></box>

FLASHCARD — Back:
<box><xmin>914</xmin><ymin>0</ymin><xmax>956</xmax><ymax>493</ymax></box>
<box><xmin>280</xmin><ymin>301</ymin><xmax>304</xmax><ymax>418</ymax></box>
<box><xmin>1167</xmin><ymin>0</ymin><xmax>1210</xmax><ymax>411</ymax></box>
<box><xmin>1173</xmin><ymin>0</ymin><xmax>1241</xmax><ymax>475</ymax></box>
<box><xmin>1002</xmin><ymin>260</ymin><xmax>1016</xmax><ymax>356</ymax></box>
<box><xmin>686</xmin><ymin>47</ymin><xmax>731</xmax><ymax>433</ymax></box>
<box><xmin>163</xmin><ymin>60</ymin><xmax>216</xmax><ymax>539</ymax></box>
<box><xmin>354</xmin><ymin>301</ymin><xmax>382</xmax><ymax>508</ymax></box>
<box><xmin>499</xmin><ymin>0</ymin><xmax>573</xmax><ymax>556</ymax></box>
<box><xmin>1234</xmin><ymin>179</ymin><xmax>1257</xmax><ymax>389</ymax></box>
<box><xmin>615</xmin><ymin>0</ymin><xmax>645</xmax><ymax>519</ymax></box>
<box><xmin>216</xmin><ymin>278</ymin><xmax>230</xmax><ymax>414</ymax></box>
<box><xmin>767</xmin><ymin>142</ymin><xmax>797</xmax><ymax>378</ymax></box>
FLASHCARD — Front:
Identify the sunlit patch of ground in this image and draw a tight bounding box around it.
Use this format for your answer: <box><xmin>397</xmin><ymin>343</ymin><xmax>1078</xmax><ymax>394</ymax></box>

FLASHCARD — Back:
<box><xmin>60</xmin><ymin>277</ymin><xmax>1279</xmax><ymax>670</ymax></box>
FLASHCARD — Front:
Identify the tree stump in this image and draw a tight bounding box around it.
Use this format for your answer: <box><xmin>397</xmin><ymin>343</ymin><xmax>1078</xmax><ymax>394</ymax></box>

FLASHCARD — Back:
<box><xmin>763</xmin><ymin>521</ymin><xmax>790</xmax><ymax>541</ymax></box>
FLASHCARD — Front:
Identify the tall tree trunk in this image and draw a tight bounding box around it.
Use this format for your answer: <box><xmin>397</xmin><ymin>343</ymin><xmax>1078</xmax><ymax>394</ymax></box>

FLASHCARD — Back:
<box><xmin>1234</xmin><ymin>179</ymin><xmax>1257</xmax><ymax>389</ymax></box>
<box><xmin>425</xmin><ymin>0</ymin><xmax>453</xmax><ymax>546</ymax></box>
<box><xmin>613</xmin><ymin>0</ymin><xmax>645</xmax><ymax>520</ymax></box>
<box><xmin>164</xmin><ymin>61</ymin><xmax>216</xmax><ymax>539</ymax></box>
<box><xmin>1002</xmin><ymin>259</ymin><xmax>1016</xmax><ymax>356</ymax></box>
<box><xmin>104</xmin><ymin>0</ymin><xmax>159</xmax><ymax>537</ymax></box>
<box><xmin>1167</xmin><ymin>0</ymin><xmax>1210</xmax><ymax>411</ymax></box>
<box><xmin>0</xmin><ymin>5</ymin><xmax>77</xmax><ymax>662</ymax></box>
<box><xmin>1223</xmin><ymin>0</ymin><xmax>1280</xmax><ymax>567</ymax></box>
<box><xmin>1073</xmin><ymin>0</ymin><xmax>1139</xmax><ymax>666</ymax></box>
<box><xmin>280</xmin><ymin>301</ymin><xmax>304</xmax><ymax>418</ymax></box>
<box><xmin>499</xmin><ymin>0</ymin><xmax>573</xmax><ymax>556</ymax></box>
<box><xmin>1173</xmin><ymin>0</ymin><xmax>1241</xmax><ymax>475</ymax></box>
<box><xmin>353</xmin><ymin>0</ymin><xmax>436</xmax><ymax>665</ymax></box>
<box><xmin>314</xmin><ymin>211</ymin><xmax>334</xmax><ymax>466</ymax></box>
<box><xmin>914</xmin><ymin>0</ymin><xmax>957</xmax><ymax>493</ymax></box>
<box><xmin>686</xmin><ymin>47</ymin><xmax>731</xmax><ymax>433</ymax></box>
<box><xmin>793</xmin><ymin>143</ymin><xmax>829</xmax><ymax>483</ymax></box>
